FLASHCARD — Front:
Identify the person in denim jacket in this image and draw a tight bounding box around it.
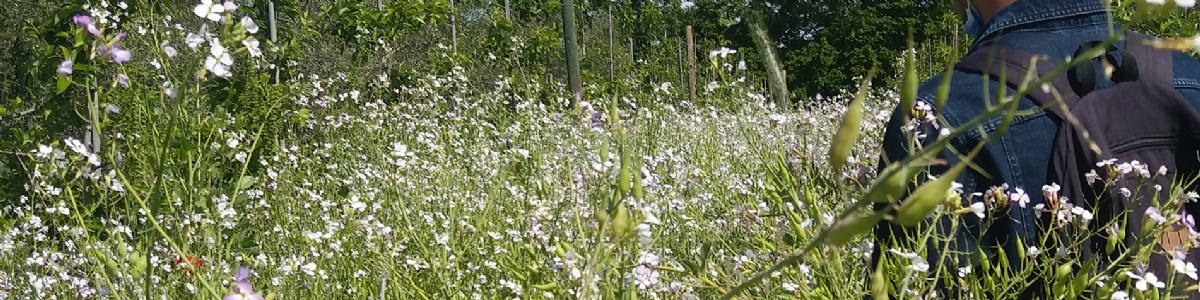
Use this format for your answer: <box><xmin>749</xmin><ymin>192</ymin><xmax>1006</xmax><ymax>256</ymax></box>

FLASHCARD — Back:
<box><xmin>870</xmin><ymin>0</ymin><xmax>1200</xmax><ymax>296</ymax></box>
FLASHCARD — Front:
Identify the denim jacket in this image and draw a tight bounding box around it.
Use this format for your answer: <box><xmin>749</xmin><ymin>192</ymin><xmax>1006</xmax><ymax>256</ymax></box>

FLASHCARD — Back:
<box><xmin>871</xmin><ymin>0</ymin><xmax>1200</xmax><ymax>285</ymax></box>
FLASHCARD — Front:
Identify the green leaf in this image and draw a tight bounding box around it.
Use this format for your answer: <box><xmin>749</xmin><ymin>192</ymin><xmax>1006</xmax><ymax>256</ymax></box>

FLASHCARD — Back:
<box><xmin>56</xmin><ymin>76</ymin><xmax>71</xmax><ymax>94</ymax></box>
<box><xmin>236</xmin><ymin>176</ymin><xmax>258</xmax><ymax>190</ymax></box>
<box><xmin>74</xmin><ymin>64</ymin><xmax>98</xmax><ymax>72</ymax></box>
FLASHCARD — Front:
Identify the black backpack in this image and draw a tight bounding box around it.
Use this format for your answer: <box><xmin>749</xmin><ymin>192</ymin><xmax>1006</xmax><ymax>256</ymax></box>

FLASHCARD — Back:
<box><xmin>955</xmin><ymin>30</ymin><xmax>1200</xmax><ymax>295</ymax></box>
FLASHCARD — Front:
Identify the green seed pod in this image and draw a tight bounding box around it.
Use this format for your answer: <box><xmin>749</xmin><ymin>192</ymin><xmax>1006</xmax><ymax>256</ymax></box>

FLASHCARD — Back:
<box><xmin>828</xmin><ymin>92</ymin><xmax>864</xmax><ymax>171</ymax></box>
<box><xmin>827</xmin><ymin>213</ymin><xmax>884</xmax><ymax>246</ymax></box>
<box><xmin>116</xmin><ymin>243</ymin><xmax>128</xmax><ymax>260</ymax></box>
<box><xmin>596</xmin><ymin>204</ymin><xmax>611</xmax><ymax>230</ymax></box>
<box><xmin>600</xmin><ymin>141</ymin><xmax>610</xmax><ymax>163</ymax></box>
<box><xmin>555</xmin><ymin>241</ymin><xmax>568</xmax><ymax>258</ymax></box>
<box><xmin>1054</xmin><ymin>262</ymin><xmax>1075</xmax><ymax>298</ymax></box>
<box><xmin>789</xmin><ymin>211</ymin><xmax>808</xmax><ymax>240</ymax></box>
<box><xmin>829</xmin><ymin>67</ymin><xmax>875</xmax><ymax>171</ymax></box>
<box><xmin>1056</xmin><ymin>262</ymin><xmax>1073</xmax><ymax>281</ymax></box>
<box><xmin>608</xmin><ymin>96</ymin><xmax>623</xmax><ymax>138</ymax></box>
<box><xmin>612</xmin><ymin>204</ymin><xmax>631</xmax><ymax>239</ymax></box>
<box><xmin>103</xmin><ymin>253</ymin><xmax>119</xmax><ymax>277</ymax></box>
<box><xmin>1016</xmin><ymin>238</ymin><xmax>1027</xmax><ymax>261</ymax></box>
<box><xmin>871</xmin><ymin>266</ymin><xmax>889</xmax><ymax>300</ymax></box>
<box><xmin>979</xmin><ymin>250</ymin><xmax>991</xmax><ymax>273</ymax></box>
<box><xmin>864</xmin><ymin>164</ymin><xmax>918</xmax><ymax>203</ymax></box>
<box><xmin>894</xmin><ymin>163</ymin><xmax>967</xmax><ymax>227</ymax></box>
<box><xmin>130</xmin><ymin>251</ymin><xmax>147</xmax><ymax>277</ymax></box>
<box><xmin>1071</xmin><ymin>262</ymin><xmax>1093</xmax><ymax>296</ymax></box>
<box><xmin>901</xmin><ymin>28</ymin><xmax>917</xmax><ymax>120</ymax></box>
<box><xmin>936</xmin><ymin>67</ymin><xmax>953</xmax><ymax>110</ymax></box>
<box><xmin>618</xmin><ymin>148</ymin><xmax>632</xmax><ymax>197</ymax></box>
<box><xmin>1107</xmin><ymin>230</ymin><xmax>1120</xmax><ymax>255</ymax></box>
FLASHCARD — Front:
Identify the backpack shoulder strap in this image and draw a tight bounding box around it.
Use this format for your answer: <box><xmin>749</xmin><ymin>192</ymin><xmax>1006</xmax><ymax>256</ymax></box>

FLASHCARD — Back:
<box><xmin>1125</xmin><ymin>31</ymin><xmax>1175</xmax><ymax>88</ymax></box>
<box><xmin>954</xmin><ymin>44</ymin><xmax>1080</xmax><ymax>120</ymax></box>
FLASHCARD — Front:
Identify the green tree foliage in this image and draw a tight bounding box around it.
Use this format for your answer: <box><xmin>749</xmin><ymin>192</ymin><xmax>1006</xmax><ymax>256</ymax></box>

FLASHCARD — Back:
<box><xmin>686</xmin><ymin>0</ymin><xmax>962</xmax><ymax>100</ymax></box>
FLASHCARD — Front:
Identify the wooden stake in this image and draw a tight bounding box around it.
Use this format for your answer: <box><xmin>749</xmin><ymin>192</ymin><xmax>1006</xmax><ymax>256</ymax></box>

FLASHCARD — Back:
<box><xmin>686</xmin><ymin>26</ymin><xmax>696</xmax><ymax>103</ymax></box>
<box><xmin>562</xmin><ymin>0</ymin><xmax>582</xmax><ymax>103</ymax></box>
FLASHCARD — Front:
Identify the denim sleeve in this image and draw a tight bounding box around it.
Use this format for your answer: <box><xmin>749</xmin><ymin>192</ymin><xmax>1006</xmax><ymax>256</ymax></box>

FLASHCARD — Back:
<box><xmin>1173</xmin><ymin>52</ymin><xmax>1200</xmax><ymax>109</ymax></box>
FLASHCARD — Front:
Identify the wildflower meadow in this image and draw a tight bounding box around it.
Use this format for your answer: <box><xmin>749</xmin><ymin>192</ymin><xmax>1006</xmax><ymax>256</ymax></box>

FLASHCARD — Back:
<box><xmin>4</xmin><ymin>0</ymin><xmax>1200</xmax><ymax>299</ymax></box>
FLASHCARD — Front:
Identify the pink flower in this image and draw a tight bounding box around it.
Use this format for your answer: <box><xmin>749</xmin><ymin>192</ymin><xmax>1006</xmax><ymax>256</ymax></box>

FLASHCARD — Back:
<box><xmin>1010</xmin><ymin>188</ymin><xmax>1030</xmax><ymax>208</ymax></box>
<box><xmin>224</xmin><ymin>266</ymin><xmax>264</xmax><ymax>300</ymax></box>
<box><xmin>72</xmin><ymin>14</ymin><xmax>100</xmax><ymax>36</ymax></box>
<box><xmin>57</xmin><ymin>60</ymin><xmax>74</xmax><ymax>75</ymax></box>
<box><xmin>71</xmin><ymin>14</ymin><xmax>94</xmax><ymax>27</ymax></box>
<box><xmin>1147</xmin><ymin>207</ymin><xmax>1167</xmax><ymax>224</ymax></box>
<box><xmin>110</xmin><ymin>46</ymin><xmax>131</xmax><ymax>64</ymax></box>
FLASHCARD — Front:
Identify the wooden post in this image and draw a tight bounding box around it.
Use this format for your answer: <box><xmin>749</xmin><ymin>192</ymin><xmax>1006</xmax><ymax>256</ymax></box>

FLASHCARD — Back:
<box><xmin>562</xmin><ymin>0</ymin><xmax>582</xmax><ymax>103</ymax></box>
<box><xmin>629</xmin><ymin>37</ymin><xmax>634</xmax><ymax>62</ymax></box>
<box><xmin>505</xmin><ymin>0</ymin><xmax>511</xmax><ymax>20</ymax></box>
<box><xmin>686</xmin><ymin>26</ymin><xmax>696</xmax><ymax>103</ymax></box>
<box><xmin>629</xmin><ymin>37</ymin><xmax>634</xmax><ymax>78</ymax></box>
<box><xmin>268</xmin><ymin>0</ymin><xmax>279</xmax><ymax>84</ymax></box>
<box><xmin>739</xmin><ymin>51</ymin><xmax>745</xmax><ymax>78</ymax></box>
<box><xmin>678</xmin><ymin>41</ymin><xmax>684</xmax><ymax>88</ymax></box>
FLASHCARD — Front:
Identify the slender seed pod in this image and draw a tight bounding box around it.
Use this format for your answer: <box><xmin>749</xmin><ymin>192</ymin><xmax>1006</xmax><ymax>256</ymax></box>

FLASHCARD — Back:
<box><xmin>979</xmin><ymin>250</ymin><xmax>991</xmax><ymax>273</ymax></box>
<box><xmin>612</xmin><ymin>203</ymin><xmax>631</xmax><ymax>239</ymax></box>
<box><xmin>131</xmin><ymin>251</ymin><xmax>147</xmax><ymax>278</ymax></box>
<box><xmin>618</xmin><ymin>146</ymin><xmax>632</xmax><ymax>197</ymax></box>
<box><xmin>901</xmin><ymin>27</ymin><xmax>917</xmax><ymax>120</ymax></box>
<box><xmin>1053</xmin><ymin>262</ymin><xmax>1074</xmax><ymax>296</ymax></box>
<box><xmin>894</xmin><ymin>162</ymin><xmax>968</xmax><ymax>227</ymax></box>
<box><xmin>829</xmin><ymin>95</ymin><xmax>863</xmax><ymax>171</ymax></box>
<box><xmin>936</xmin><ymin>65</ymin><xmax>953</xmax><ymax>110</ymax></box>
<box><xmin>864</xmin><ymin>164</ymin><xmax>919</xmax><ymax>203</ymax></box>
<box><xmin>600</xmin><ymin>141</ymin><xmax>610</xmax><ymax>163</ymax></box>
<box><xmin>827</xmin><ymin>213</ymin><xmax>884</xmax><ymax>246</ymax></box>
<box><xmin>829</xmin><ymin>67</ymin><xmax>875</xmax><ymax>170</ymax></box>
<box><xmin>608</xmin><ymin>96</ymin><xmax>623</xmax><ymax>139</ymax></box>
<box><xmin>871</xmin><ymin>265</ymin><xmax>889</xmax><ymax>300</ymax></box>
<box><xmin>1070</xmin><ymin>261</ymin><xmax>1093</xmax><ymax>296</ymax></box>
<box><xmin>1107</xmin><ymin>229</ymin><xmax>1120</xmax><ymax>255</ymax></box>
<box><xmin>103</xmin><ymin>253</ymin><xmax>119</xmax><ymax>278</ymax></box>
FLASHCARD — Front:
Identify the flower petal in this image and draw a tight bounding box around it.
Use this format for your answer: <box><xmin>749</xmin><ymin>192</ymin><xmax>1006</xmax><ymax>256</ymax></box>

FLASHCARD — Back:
<box><xmin>194</xmin><ymin>4</ymin><xmax>208</xmax><ymax>19</ymax></box>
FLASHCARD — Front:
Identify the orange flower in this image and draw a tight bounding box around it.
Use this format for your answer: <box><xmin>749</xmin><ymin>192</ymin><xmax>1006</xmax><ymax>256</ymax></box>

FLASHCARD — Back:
<box><xmin>176</xmin><ymin>255</ymin><xmax>205</xmax><ymax>276</ymax></box>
